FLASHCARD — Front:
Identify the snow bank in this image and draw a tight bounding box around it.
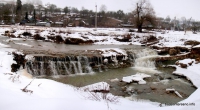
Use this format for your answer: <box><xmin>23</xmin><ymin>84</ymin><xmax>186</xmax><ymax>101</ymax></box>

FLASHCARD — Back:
<box><xmin>173</xmin><ymin>61</ymin><xmax>200</xmax><ymax>88</ymax></box>
<box><xmin>151</xmin><ymin>31</ymin><xmax>200</xmax><ymax>48</ymax></box>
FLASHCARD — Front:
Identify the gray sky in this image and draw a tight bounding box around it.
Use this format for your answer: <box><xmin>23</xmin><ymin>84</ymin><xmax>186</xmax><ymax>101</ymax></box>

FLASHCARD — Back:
<box><xmin>40</xmin><ymin>0</ymin><xmax>200</xmax><ymax>20</ymax></box>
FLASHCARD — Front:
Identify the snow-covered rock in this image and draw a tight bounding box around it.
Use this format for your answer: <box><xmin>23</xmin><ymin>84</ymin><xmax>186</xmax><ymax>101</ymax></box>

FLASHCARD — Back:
<box><xmin>81</xmin><ymin>82</ymin><xmax>110</xmax><ymax>92</ymax></box>
<box><xmin>122</xmin><ymin>73</ymin><xmax>151</xmax><ymax>84</ymax></box>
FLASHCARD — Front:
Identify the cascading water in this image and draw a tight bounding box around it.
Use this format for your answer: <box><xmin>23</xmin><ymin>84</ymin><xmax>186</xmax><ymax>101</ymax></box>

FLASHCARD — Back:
<box><xmin>49</xmin><ymin>61</ymin><xmax>58</xmax><ymax>76</ymax></box>
<box><xmin>24</xmin><ymin>47</ymin><xmax>159</xmax><ymax>76</ymax></box>
<box><xmin>132</xmin><ymin>48</ymin><xmax>160</xmax><ymax>73</ymax></box>
<box><xmin>25</xmin><ymin>56</ymin><xmax>97</xmax><ymax>76</ymax></box>
<box><xmin>70</xmin><ymin>61</ymin><xmax>79</xmax><ymax>74</ymax></box>
<box><xmin>77</xmin><ymin>57</ymin><xmax>83</xmax><ymax>73</ymax></box>
<box><xmin>40</xmin><ymin>61</ymin><xmax>44</xmax><ymax>75</ymax></box>
<box><xmin>83</xmin><ymin>56</ymin><xmax>93</xmax><ymax>73</ymax></box>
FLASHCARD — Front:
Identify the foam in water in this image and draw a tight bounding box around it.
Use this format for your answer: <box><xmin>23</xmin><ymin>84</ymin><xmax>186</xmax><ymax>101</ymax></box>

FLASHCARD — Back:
<box><xmin>132</xmin><ymin>48</ymin><xmax>160</xmax><ymax>74</ymax></box>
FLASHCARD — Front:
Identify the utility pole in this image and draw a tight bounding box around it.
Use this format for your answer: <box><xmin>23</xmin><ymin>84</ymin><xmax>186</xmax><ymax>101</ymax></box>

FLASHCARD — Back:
<box><xmin>173</xmin><ymin>17</ymin><xmax>176</xmax><ymax>32</ymax></box>
<box><xmin>95</xmin><ymin>4</ymin><xmax>97</xmax><ymax>30</ymax></box>
<box><xmin>11</xmin><ymin>0</ymin><xmax>15</xmax><ymax>24</ymax></box>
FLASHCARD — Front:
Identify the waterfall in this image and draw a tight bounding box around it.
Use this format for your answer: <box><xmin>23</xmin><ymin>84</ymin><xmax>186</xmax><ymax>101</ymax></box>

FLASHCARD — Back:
<box><xmin>97</xmin><ymin>57</ymin><xmax>103</xmax><ymax>72</ymax></box>
<box><xmin>25</xmin><ymin>48</ymin><xmax>152</xmax><ymax>76</ymax></box>
<box><xmin>62</xmin><ymin>62</ymin><xmax>70</xmax><ymax>74</ymax></box>
<box><xmin>40</xmin><ymin>62</ymin><xmax>44</xmax><ymax>75</ymax></box>
<box><xmin>83</xmin><ymin>56</ymin><xmax>93</xmax><ymax>73</ymax></box>
<box><xmin>70</xmin><ymin>61</ymin><xmax>78</xmax><ymax>74</ymax></box>
<box><xmin>132</xmin><ymin>48</ymin><xmax>160</xmax><ymax>73</ymax></box>
<box><xmin>25</xmin><ymin>56</ymin><xmax>95</xmax><ymax>76</ymax></box>
<box><xmin>49</xmin><ymin>61</ymin><xmax>58</xmax><ymax>76</ymax></box>
<box><xmin>77</xmin><ymin>57</ymin><xmax>83</xmax><ymax>73</ymax></box>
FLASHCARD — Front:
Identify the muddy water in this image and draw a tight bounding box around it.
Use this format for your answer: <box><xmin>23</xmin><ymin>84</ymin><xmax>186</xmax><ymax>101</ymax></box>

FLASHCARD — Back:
<box><xmin>0</xmin><ymin>36</ymin><xmax>144</xmax><ymax>53</ymax></box>
<box><xmin>48</xmin><ymin>67</ymin><xmax>196</xmax><ymax>104</ymax></box>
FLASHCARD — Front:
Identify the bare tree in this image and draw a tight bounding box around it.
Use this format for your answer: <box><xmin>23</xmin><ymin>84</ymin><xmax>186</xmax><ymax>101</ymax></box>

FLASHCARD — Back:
<box><xmin>99</xmin><ymin>4</ymin><xmax>107</xmax><ymax>13</ymax></box>
<box><xmin>63</xmin><ymin>6</ymin><xmax>69</xmax><ymax>15</ymax></box>
<box><xmin>133</xmin><ymin>0</ymin><xmax>156</xmax><ymax>32</ymax></box>
<box><xmin>165</xmin><ymin>16</ymin><xmax>171</xmax><ymax>23</ymax></box>
<box><xmin>1</xmin><ymin>4</ymin><xmax>12</xmax><ymax>24</ymax></box>
<box><xmin>48</xmin><ymin>4</ymin><xmax>57</xmax><ymax>14</ymax></box>
<box><xmin>22</xmin><ymin>3</ymin><xmax>34</xmax><ymax>15</ymax></box>
<box><xmin>181</xmin><ymin>17</ymin><xmax>192</xmax><ymax>34</ymax></box>
<box><xmin>191</xmin><ymin>21</ymin><xmax>199</xmax><ymax>34</ymax></box>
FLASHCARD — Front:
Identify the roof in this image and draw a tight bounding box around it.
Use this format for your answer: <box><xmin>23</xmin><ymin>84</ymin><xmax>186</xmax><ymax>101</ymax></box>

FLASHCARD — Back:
<box><xmin>108</xmin><ymin>17</ymin><xmax>123</xmax><ymax>22</ymax></box>
<box><xmin>121</xmin><ymin>24</ymin><xmax>134</xmax><ymax>27</ymax></box>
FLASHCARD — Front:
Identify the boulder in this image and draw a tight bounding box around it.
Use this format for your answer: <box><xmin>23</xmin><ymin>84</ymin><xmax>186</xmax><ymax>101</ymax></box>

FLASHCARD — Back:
<box><xmin>195</xmin><ymin>58</ymin><xmax>200</xmax><ymax>64</ymax></box>
<box><xmin>33</xmin><ymin>34</ymin><xmax>45</xmax><ymax>40</ymax></box>
<box><xmin>180</xmin><ymin>63</ymin><xmax>187</xmax><ymax>68</ymax></box>
<box><xmin>188</xmin><ymin>61</ymin><xmax>194</xmax><ymax>66</ymax></box>
<box><xmin>190</xmin><ymin>47</ymin><xmax>200</xmax><ymax>58</ymax></box>
<box><xmin>64</xmin><ymin>38</ymin><xmax>94</xmax><ymax>44</ymax></box>
<box><xmin>169</xmin><ymin>49</ymin><xmax>178</xmax><ymax>56</ymax></box>
<box><xmin>175</xmin><ymin>61</ymin><xmax>179</xmax><ymax>65</ymax></box>
<box><xmin>184</xmin><ymin>40</ymin><xmax>200</xmax><ymax>46</ymax></box>
<box><xmin>147</xmin><ymin>35</ymin><xmax>158</xmax><ymax>42</ymax></box>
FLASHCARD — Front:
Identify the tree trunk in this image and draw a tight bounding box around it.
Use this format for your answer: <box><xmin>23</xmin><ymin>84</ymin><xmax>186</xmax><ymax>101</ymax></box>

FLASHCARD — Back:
<box><xmin>138</xmin><ymin>25</ymin><xmax>142</xmax><ymax>32</ymax></box>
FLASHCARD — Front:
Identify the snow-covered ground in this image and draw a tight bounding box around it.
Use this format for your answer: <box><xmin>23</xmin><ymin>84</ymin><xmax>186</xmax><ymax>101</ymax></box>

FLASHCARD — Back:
<box><xmin>1</xmin><ymin>26</ymin><xmax>200</xmax><ymax>47</ymax></box>
<box><xmin>0</xmin><ymin>26</ymin><xmax>200</xmax><ymax>110</ymax></box>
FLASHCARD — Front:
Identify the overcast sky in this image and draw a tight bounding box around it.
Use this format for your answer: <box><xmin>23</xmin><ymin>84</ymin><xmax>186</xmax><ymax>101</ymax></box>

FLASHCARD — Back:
<box><xmin>40</xmin><ymin>0</ymin><xmax>200</xmax><ymax>20</ymax></box>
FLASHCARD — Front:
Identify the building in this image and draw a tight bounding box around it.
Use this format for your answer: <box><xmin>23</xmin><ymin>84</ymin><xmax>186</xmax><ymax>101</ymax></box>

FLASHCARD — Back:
<box><xmin>98</xmin><ymin>17</ymin><xmax>123</xmax><ymax>27</ymax></box>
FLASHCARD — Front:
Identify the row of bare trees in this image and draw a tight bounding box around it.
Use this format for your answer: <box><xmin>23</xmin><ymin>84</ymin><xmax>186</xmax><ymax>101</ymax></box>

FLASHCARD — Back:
<box><xmin>0</xmin><ymin>0</ymin><xmax>199</xmax><ymax>32</ymax></box>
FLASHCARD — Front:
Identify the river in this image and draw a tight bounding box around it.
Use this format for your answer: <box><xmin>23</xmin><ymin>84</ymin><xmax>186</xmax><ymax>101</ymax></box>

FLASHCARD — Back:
<box><xmin>0</xmin><ymin>35</ymin><xmax>196</xmax><ymax>104</ymax></box>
